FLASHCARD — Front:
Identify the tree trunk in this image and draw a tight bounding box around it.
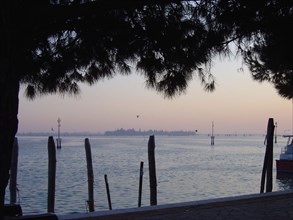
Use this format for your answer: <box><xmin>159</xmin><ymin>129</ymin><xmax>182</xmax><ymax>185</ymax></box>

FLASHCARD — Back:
<box><xmin>0</xmin><ymin>76</ymin><xmax>19</xmax><ymax>219</ymax></box>
<box><xmin>0</xmin><ymin>3</ymin><xmax>20</xmax><ymax>219</ymax></box>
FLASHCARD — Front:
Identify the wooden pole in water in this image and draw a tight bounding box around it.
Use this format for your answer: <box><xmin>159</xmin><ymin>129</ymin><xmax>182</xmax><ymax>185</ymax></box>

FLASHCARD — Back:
<box><xmin>148</xmin><ymin>135</ymin><xmax>157</xmax><ymax>206</ymax></box>
<box><xmin>266</xmin><ymin>118</ymin><xmax>274</xmax><ymax>192</ymax></box>
<box><xmin>47</xmin><ymin>136</ymin><xmax>56</xmax><ymax>213</ymax></box>
<box><xmin>274</xmin><ymin>122</ymin><xmax>277</xmax><ymax>143</ymax></box>
<box><xmin>56</xmin><ymin>118</ymin><xmax>61</xmax><ymax>149</ymax></box>
<box><xmin>260</xmin><ymin>152</ymin><xmax>267</xmax><ymax>193</ymax></box>
<box><xmin>9</xmin><ymin>138</ymin><xmax>18</xmax><ymax>204</ymax></box>
<box><xmin>138</xmin><ymin>161</ymin><xmax>144</xmax><ymax>207</ymax></box>
<box><xmin>104</xmin><ymin>174</ymin><xmax>112</xmax><ymax>210</ymax></box>
<box><xmin>85</xmin><ymin>138</ymin><xmax>95</xmax><ymax>212</ymax></box>
<box><xmin>211</xmin><ymin>121</ymin><xmax>215</xmax><ymax>145</ymax></box>
<box><xmin>260</xmin><ymin>118</ymin><xmax>274</xmax><ymax>193</ymax></box>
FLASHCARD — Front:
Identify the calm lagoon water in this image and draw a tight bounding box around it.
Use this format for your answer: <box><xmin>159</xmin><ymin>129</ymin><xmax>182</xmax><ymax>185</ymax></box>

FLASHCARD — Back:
<box><xmin>5</xmin><ymin>135</ymin><xmax>293</xmax><ymax>215</ymax></box>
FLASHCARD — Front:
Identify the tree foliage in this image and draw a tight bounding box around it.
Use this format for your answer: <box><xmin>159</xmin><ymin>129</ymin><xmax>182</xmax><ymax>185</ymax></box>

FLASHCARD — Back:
<box><xmin>19</xmin><ymin>1</ymin><xmax>225</xmax><ymax>99</ymax></box>
<box><xmin>1</xmin><ymin>0</ymin><xmax>289</xmax><ymax>99</ymax></box>
<box><xmin>215</xmin><ymin>0</ymin><xmax>293</xmax><ymax>98</ymax></box>
<box><xmin>15</xmin><ymin>0</ymin><xmax>292</xmax><ymax>99</ymax></box>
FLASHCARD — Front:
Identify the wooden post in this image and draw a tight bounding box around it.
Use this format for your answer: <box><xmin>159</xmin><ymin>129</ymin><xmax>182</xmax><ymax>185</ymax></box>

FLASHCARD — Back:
<box><xmin>274</xmin><ymin>122</ymin><xmax>277</xmax><ymax>143</ymax></box>
<box><xmin>56</xmin><ymin>118</ymin><xmax>61</xmax><ymax>149</ymax></box>
<box><xmin>211</xmin><ymin>136</ymin><xmax>215</xmax><ymax>145</ymax></box>
<box><xmin>260</xmin><ymin>152</ymin><xmax>267</xmax><ymax>193</ymax></box>
<box><xmin>138</xmin><ymin>161</ymin><xmax>144</xmax><ymax>207</ymax></box>
<box><xmin>104</xmin><ymin>174</ymin><xmax>112</xmax><ymax>210</ymax></box>
<box><xmin>47</xmin><ymin>136</ymin><xmax>56</xmax><ymax>213</ymax></box>
<box><xmin>85</xmin><ymin>138</ymin><xmax>94</xmax><ymax>212</ymax></box>
<box><xmin>148</xmin><ymin>135</ymin><xmax>157</xmax><ymax>206</ymax></box>
<box><xmin>266</xmin><ymin>118</ymin><xmax>274</xmax><ymax>192</ymax></box>
<box><xmin>9</xmin><ymin>138</ymin><xmax>18</xmax><ymax>204</ymax></box>
<box><xmin>260</xmin><ymin>118</ymin><xmax>274</xmax><ymax>193</ymax></box>
<box><xmin>211</xmin><ymin>121</ymin><xmax>215</xmax><ymax>145</ymax></box>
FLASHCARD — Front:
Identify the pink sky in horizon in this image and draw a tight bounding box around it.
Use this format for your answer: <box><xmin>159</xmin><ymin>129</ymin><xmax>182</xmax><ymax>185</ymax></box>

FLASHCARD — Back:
<box><xmin>17</xmin><ymin>57</ymin><xmax>292</xmax><ymax>135</ymax></box>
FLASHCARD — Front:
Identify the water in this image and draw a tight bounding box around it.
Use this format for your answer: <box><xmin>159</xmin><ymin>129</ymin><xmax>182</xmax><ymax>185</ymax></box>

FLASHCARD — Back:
<box><xmin>5</xmin><ymin>135</ymin><xmax>293</xmax><ymax>215</ymax></box>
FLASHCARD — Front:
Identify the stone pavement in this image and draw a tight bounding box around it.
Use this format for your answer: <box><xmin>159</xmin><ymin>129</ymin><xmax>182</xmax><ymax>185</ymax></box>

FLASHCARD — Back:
<box><xmin>58</xmin><ymin>190</ymin><xmax>293</xmax><ymax>220</ymax></box>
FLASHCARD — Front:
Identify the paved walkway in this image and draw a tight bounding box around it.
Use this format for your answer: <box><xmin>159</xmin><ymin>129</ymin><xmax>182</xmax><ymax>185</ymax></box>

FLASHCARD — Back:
<box><xmin>58</xmin><ymin>190</ymin><xmax>293</xmax><ymax>220</ymax></box>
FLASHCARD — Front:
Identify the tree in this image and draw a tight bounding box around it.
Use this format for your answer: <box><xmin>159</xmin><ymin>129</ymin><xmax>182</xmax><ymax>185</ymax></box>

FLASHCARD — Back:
<box><xmin>1</xmin><ymin>0</ymin><xmax>292</xmax><ymax>217</ymax></box>
<box><xmin>217</xmin><ymin>0</ymin><xmax>293</xmax><ymax>98</ymax></box>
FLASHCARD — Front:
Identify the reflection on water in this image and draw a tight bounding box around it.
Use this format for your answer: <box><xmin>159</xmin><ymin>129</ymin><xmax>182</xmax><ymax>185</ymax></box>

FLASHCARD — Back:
<box><xmin>276</xmin><ymin>173</ymin><xmax>293</xmax><ymax>190</ymax></box>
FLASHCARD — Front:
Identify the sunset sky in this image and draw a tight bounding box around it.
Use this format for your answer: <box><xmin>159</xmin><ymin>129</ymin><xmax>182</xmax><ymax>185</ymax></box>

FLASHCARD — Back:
<box><xmin>17</xmin><ymin>55</ymin><xmax>292</xmax><ymax>135</ymax></box>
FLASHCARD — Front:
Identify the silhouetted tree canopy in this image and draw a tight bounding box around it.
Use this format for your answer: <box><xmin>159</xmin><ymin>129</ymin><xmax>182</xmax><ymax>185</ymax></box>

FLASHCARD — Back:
<box><xmin>3</xmin><ymin>0</ymin><xmax>292</xmax><ymax>99</ymax></box>
<box><xmin>19</xmin><ymin>1</ymin><xmax>222</xmax><ymax>99</ymax></box>
<box><xmin>13</xmin><ymin>0</ymin><xmax>292</xmax><ymax>99</ymax></box>
<box><xmin>0</xmin><ymin>0</ymin><xmax>292</xmax><ymax>216</ymax></box>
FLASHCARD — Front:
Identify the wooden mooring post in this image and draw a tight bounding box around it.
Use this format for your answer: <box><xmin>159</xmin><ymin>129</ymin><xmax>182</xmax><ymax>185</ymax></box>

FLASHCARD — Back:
<box><xmin>10</xmin><ymin>137</ymin><xmax>19</xmax><ymax>204</ymax></box>
<box><xmin>104</xmin><ymin>174</ymin><xmax>112</xmax><ymax>210</ymax></box>
<box><xmin>274</xmin><ymin>122</ymin><xmax>277</xmax><ymax>143</ymax></box>
<box><xmin>138</xmin><ymin>161</ymin><xmax>144</xmax><ymax>207</ymax></box>
<box><xmin>260</xmin><ymin>118</ymin><xmax>274</xmax><ymax>193</ymax></box>
<box><xmin>148</xmin><ymin>135</ymin><xmax>157</xmax><ymax>206</ymax></box>
<box><xmin>56</xmin><ymin>118</ymin><xmax>61</xmax><ymax>149</ymax></box>
<box><xmin>85</xmin><ymin>138</ymin><xmax>95</xmax><ymax>212</ymax></box>
<box><xmin>48</xmin><ymin>136</ymin><xmax>56</xmax><ymax>213</ymax></box>
<box><xmin>211</xmin><ymin>121</ymin><xmax>215</xmax><ymax>145</ymax></box>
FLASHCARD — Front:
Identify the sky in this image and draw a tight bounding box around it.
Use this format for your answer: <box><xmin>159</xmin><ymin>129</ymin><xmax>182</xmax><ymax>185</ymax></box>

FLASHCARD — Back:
<box><xmin>18</xmin><ymin>56</ymin><xmax>292</xmax><ymax>135</ymax></box>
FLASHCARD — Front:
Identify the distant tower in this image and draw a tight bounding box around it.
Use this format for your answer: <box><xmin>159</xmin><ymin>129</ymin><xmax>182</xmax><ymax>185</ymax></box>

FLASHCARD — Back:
<box><xmin>57</xmin><ymin>117</ymin><xmax>62</xmax><ymax>149</ymax></box>
<box><xmin>211</xmin><ymin>121</ymin><xmax>215</xmax><ymax>145</ymax></box>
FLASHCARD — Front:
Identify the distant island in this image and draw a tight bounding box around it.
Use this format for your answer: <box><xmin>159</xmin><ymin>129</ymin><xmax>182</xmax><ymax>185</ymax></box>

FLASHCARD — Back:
<box><xmin>17</xmin><ymin>128</ymin><xmax>197</xmax><ymax>137</ymax></box>
<box><xmin>104</xmin><ymin>128</ymin><xmax>196</xmax><ymax>136</ymax></box>
<box><xmin>17</xmin><ymin>129</ymin><xmax>261</xmax><ymax>137</ymax></box>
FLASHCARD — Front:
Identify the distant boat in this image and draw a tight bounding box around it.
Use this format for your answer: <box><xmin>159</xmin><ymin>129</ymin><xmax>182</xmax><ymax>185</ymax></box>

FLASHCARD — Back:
<box><xmin>276</xmin><ymin>135</ymin><xmax>293</xmax><ymax>174</ymax></box>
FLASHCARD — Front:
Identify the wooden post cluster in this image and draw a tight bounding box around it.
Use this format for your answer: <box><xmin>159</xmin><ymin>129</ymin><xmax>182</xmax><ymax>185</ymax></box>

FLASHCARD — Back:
<box><xmin>26</xmin><ymin>135</ymin><xmax>161</xmax><ymax>213</ymax></box>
